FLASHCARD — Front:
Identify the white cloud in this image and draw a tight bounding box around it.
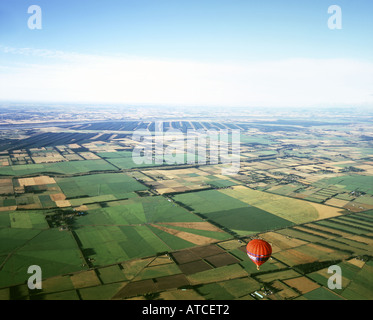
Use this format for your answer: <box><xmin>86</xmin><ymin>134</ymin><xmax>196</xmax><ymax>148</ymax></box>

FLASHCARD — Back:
<box><xmin>0</xmin><ymin>46</ymin><xmax>372</xmax><ymax>107</ymax></box>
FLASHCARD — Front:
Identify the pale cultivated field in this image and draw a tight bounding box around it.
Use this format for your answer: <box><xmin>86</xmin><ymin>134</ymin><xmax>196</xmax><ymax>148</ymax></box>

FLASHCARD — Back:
<box><xmin>284</xmin><ymin>276</ymin><xmax>320</xmax><ymax>294</ymax></box>
<box><xmin>55</xmin><ymin>200</ymin><xmax>71</xmax><ymax>207</ymax></box>
<box><xmin>73</xmin><ymin>205</ymin><xmax>89</xmax><ymax>211</ymax></box>
<box><xmin>82</xmin><ymin>142</ymin><xmax>118</xmax><ymax>152</ymax></box>
<box><xmin>273</xmin><ymin>248</ymin><xmax>318</xmax><ymax>266</ymax></box>
<box><xmin>306</xmin><ymin>243</ymin><xmax>336</xmax><ymax>253</ymax></box>
<box><xmin>325</xmin><ymin>198</ymin><xmax>351</xmax><ymax>207</ymax></box>
<box><xmin>151</xmin><ymin>224</ymin><xmax>217</xmax><ymax>246</ymax></box>
<box><xmin>292</xmin><ymin>226</ymin><xmax>335</xmax><ymax>240</ymax></box>
<box><xmin>259</xmin><ymin>231</ymin><xmax>307</xmax><ymax>253</ymax></box>
<box><xmin>304</xmin><ymin>223</ymin><xmax>352</xmax><ymax>238</ymax></box>
<box><xmin>307</xmin><ymin>202</ymin><xmax>344</xmax><ymax>220</ymax></box>
<box><xmin>68</xmin><ymin>144</ymin><xmax>81</xmax><ymax>149</ymax></box>
<box><xmin>0</xmin><ymin>178</ymin><xmax>13</xmax><ymax>193</ymax></box>
<box><xmin>18</xmin><ymin>176</ymin><xmax>56</xmax><ymax>186</ymax></box>
<box><xmin>161</xmin><ymin>222</ymin><xmax>224</xmax><ymax>232</ymax></box>
<box><xmin>70</xmin><ymin>270</ymin><xmax>101</xmax><ymax>289</ymax></box>
<box><xmin>64</xmin><ymin>154</ymin><xmax>84</xmax><ymax>161</ymax></box>
<box><xmin>50</xmin><ymin>193</ymin><xmax>66</xmax><ymax>201</ymax></box>
<box><xmin>157</xmin><ymin>188</ymin><xmax>178</xmax><ymax>194</ymax></box>
<box><xmin>32</xmin><ymin>151</ymin><xmax>66</xmax><ymax>163</ymax></box>
<box><xmin>346</xmin><ymin>258</ymin><xmax>366</xmax><ymax>268</ymax></box>
<box><xmin>147</xmin><ymin>255</ymin><xmax>174</xmax><ymax>267</ymax></box>
<box><xmin>355</xmin><ymin>164</ymin><xmax>373</xmax><ymax>175</ymax></box>
<box><xmin>218</xmin><ymin>239</ymin><xmax>244</xmax><ymax>250</ymax></box>
<box><xmin>345</xmin><ymin>234</ymin><xmax>373</xmax><ymax>246</ymax></box>
<box><xmin>220</xmin><ymin>186</ymin><xmax>343</xmax><ymax>224</ymax></box>
<box><xmin>0</xmin><ymin>206</ymin><xmax>17</xmax><ymax>211</ymax></box>
<box><xmin>78</xmin><ymin>152</ymin><xmax>101</xmax><ymax>160</ymax></box>
<box><xmin>1</xmin><ymin>160</ymin><xmax>9</xmax><ymax>166</ymax></box>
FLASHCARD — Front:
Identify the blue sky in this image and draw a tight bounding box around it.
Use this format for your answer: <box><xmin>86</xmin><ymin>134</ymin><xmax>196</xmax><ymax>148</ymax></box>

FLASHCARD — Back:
<box><xmin>0</xmin><ymin>0</ymin><xmax>373</xmax><ymax>107</ymax></box>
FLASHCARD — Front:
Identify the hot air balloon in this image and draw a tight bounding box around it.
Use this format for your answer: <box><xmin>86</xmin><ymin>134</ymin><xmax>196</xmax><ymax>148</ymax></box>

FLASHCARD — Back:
<box><xmin>246</xmin><ymin>239</ymin><xmax>272</xmax><ymax>270</ymax></box>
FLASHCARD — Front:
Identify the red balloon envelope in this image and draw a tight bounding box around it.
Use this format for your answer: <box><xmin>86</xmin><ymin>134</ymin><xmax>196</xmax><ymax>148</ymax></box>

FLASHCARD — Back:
<box><xmin>246</xmin><ymin>239</ymin><xmax>272</xmax><ymax>270</ymax></box>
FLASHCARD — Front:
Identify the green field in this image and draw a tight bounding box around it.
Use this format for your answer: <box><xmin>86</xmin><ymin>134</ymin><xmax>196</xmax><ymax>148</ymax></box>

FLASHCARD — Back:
<box><xmin>74</xmin><ymin>225</ymin><xmax>171</xmax><ymax>266</ymax></box>
<box><xmin>315</xmin><ymin>174</ymin><xmax>373</xmax><ymax>195</ymax></box>
<box><xmin>133</xmin><ymin>263</ymin><xmax>181</xmax><ymax>281</ymax></box>
<box><xmin>240</xmin><ymin>135</ymin><xmax>275</xmax><ymax>145</ymax></box>
<box><xmin>173</xmin><ymin>189</ymin><xmax>293</xmax><ymax>235</ymax></box>
<box><xmin>72</xmin><ymin>195</ymin><xmax>207</xmax><ymax>266</ymax></box>
<box><xmin>301</xmin><ymin>287</ymin><xmax>344</xmax><ymax>300</ymax></box>
<box><xmin>173</xmin><ymin>189</ymin><xmax>252</xmax><ymax>214</ymax></box>
<box><xmin>340</xmin><ymin>260</ymin><xmax>373</xmax><ymax>300</ymax></box>
<box><xmin>73</xmin><ymin>195</ymin><xmax>204</xmax><ymax>234</ymax></box>
<box><xmin>147</xmin><ymin>225</ymin><xmax>198</xmax><ymax>251</ymax></box>
<box><xmin>68</xmin><ymin>194</ymin><xmax>137</xmax><ymax>206</ymax></box>
<box><xmin>56</xmin><ymin>173</ymin><xmax>147</xmax><ymax>199</ymax></box>
<box><xmin>96</xmin><ymin>151</ymin><xmax>133</xmax><ymax>159</ymax></box>
<box><xmin>105</xmin><ymin>156</ymin><xmax>161</xmax><ymax>169</ymax></box>
<box><xmin>0</xmin><ymin>160</ymin><xmax>117</xmax><ymax>176</ymax></box>
<box><xmin>0</xmin><ymin>229</ymin><xmax>85</xmax><ymax>288</ymax></box>
<box><xmin>187</xmin><ymin>264</ymin><xmax>248</xmax><ymax>285</ymax></box>
<box><xmin>97</xmin><ymin>265</ymin><xmax>128</xmax><ymax>284</ymax></box>
<box><xmin>196</xmin><ymin>282</ymin><xmax>235</xmax><ymax>300</ymax></box>
<box><xmin>8</xmin><ymin>211</ymin><xmax>49</xmax><ymax>229</ymax></box>
<box><xmin>79</xmin><ymin>282</ymin><xmax>124</xmax><ymax>300</ymax></box>
<box><xmin>205</xmin><ymin>207</ymin><xmax>292</xmax><ymax>235</ymax></box>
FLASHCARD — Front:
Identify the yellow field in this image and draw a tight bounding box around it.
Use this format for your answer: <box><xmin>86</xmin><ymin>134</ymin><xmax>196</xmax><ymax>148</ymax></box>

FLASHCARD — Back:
<box><xmin>219</xmin><ymin>186</ymin><xmax>343</xmax><ymax>224</ymax></box>
<box><xmin>70</xmin><ymin>270</ymin><xmax>101</xmax><ymax>289</ymax></box>
<box><xmin>18</xmin><ymin>176</ymin><xmax>56</xmax><ymax>187</ymax></box>
<box><xmin>151</xmin><ymin>224</ymin><xmax>217</xmax><ymax>246</ymax></box>
<box><xmin>284</xmin><ymin>276</ymin><xmax>320</xmax><ymax>294</ymax></box>
<box><xmin>68</xmin><ymin>144</ymin><xmax>81</xmax><ymax>149</ymax></box>
<box><xmin>78</xmin><ymin>152</ymin><xmax>101</xmax><ymax>160</ymax></box>
<box><xmin>0</xmin><ymin>206</ymin><xmax>17</xmax><ymax>212</ymax></box>
<box><xmin>50</xmin><ymin>193</ymin><xmax>66</xmax><ymax>201</ymax></box>
<box><xmin>307</xmin><ymin>202</ymin><xmax>344</xmax><ymax>220</ymax></box>
<box><xmin>147</xmin><ymin>255</ymin><xmax>174</xmax><ymax>267</ymax></box>
<box><xmin>304</xmin><ymin>223</ymin><xmax>351</xmax><ymax>238</ymax></box>
<box><xmin>325</xmin><ymin>198</ymin><xmax>350</xmax><ymax>207</ymax></box>
<box><xmin>0</xmin><ymin>178</ymin><xmax>13</xmax><ymax>193</ymax></box>
<box><xmin>293</xmin><ymin>226</ymin><xmax>335</xmax><ymax>239</ymax></box>
<box><xmin>55</xmin><ymin>200</ymin><xmax>71</xmax><ymax>208</ymax></box>
<box><xmin>121</xmin><ymin>258</ymin><xmax>154</xmax><ymax>280</ymax></box>
<box><xmin>1</xmin><ymin>161</ymin><xmax>9</xmax><ymax>166</ymax></box>
<box><xmin>32</xmin><ymin>154</ymin><xmax>65</xmax><ymax>163</ymax></box>
<box><xmin>161</xmin><ymin>222</ymin><xmax>224</xmax><ymax>232</ymax></box>
<box><xmin>347</xmin><ymin>258</ymin><xmax>366</xmax><ymax>268</ymax></box>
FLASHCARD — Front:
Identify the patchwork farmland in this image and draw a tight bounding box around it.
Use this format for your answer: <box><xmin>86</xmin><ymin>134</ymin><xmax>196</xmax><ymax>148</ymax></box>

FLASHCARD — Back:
<box><xmin>0</xmin><ymin>113</ymin><xmax>372</xmax><ymax>300</ymax></box>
